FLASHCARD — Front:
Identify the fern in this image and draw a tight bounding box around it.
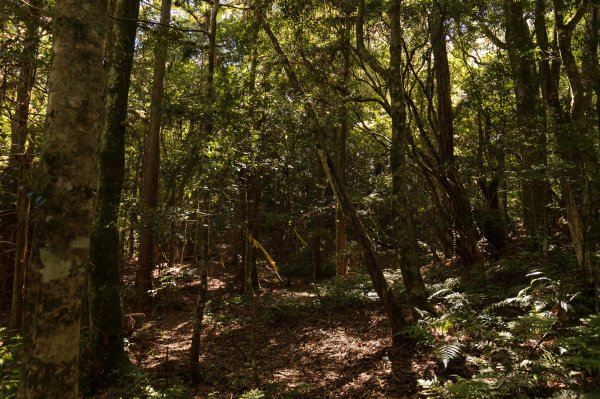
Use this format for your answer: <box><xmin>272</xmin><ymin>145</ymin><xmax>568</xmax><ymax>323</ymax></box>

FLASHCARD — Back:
<box><xmin>434</xmin><ymin>341</ymin><xmax>464</xmax><ymax>369</ymax></box>
<box><xmin>558</xmin><ymin>314</ymin><xmax>600</xmax><ymax>375</ymax></box>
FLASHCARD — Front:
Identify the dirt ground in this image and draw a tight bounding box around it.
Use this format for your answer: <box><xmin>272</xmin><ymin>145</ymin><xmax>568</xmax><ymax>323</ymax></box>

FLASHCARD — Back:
<box><xmin>123</xmin><ymin>263</ymin><xmax>433</xmax><ymax>398</ymax></box>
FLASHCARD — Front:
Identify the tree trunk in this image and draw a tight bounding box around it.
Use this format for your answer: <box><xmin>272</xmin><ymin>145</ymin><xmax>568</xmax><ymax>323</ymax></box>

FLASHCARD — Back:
<box><xmin>8</xmin><ymin>0</ymin><xmax>41</xmax><ymax>329</ymax></box>
<box><xmin>503</xmin><ymin>0</ymin><xmax>549</xmax><ymax>250</ymax></box>
<box><xmin>135</xmin><ymin>0</ymin><xmax>172</xmax><ymax>306</ymax></box>
<box><xmin>18</xmin><ymin>0</ymin><xmax>107</xmax><ymax>395</ymax></box>
<box><xmin>476</xmin><ymin>112</ymin><xmax>507</xmax><ymax>251</ymax></box>
<box><xmin>87</xmin><ymin>0</ymin><xmax>140</xmax><ymax>384</ymax></box>
<box><xmin>312</xmin><ymin>164</ymin><xmax>324</xmax><ymax>281</ymax></box>
<box><xmin>190</xmin><ymin>0</ymin><xmax>218</xmax><ymax>382</ymax></box>
<box><xmin>547</xmin><ymin>0</ymin><xmax>599</xmax><ymax>273</ymax></box>
<box><xmin>336</xmin><ymin>12</ymin><xmax>350</xmax><ymax>277</ymax></box>
<box><xmin>190</xmin><ymin>193</ymin><xmax>209</xmax><ymax>384</ymax></box>
<box><xmin>10</xmin><ymin>151</ymin><xmax>33</xmax><ymax>330</ymax></box>
<box><xmin>246</xmin><ymin>171</ymin><xmax>261</xmax><ymax>289</ymax></box>
<box><xmin>389</xmin><ymin>0</ymin><xmax>430</xmax><ymax>310</ymax></box>
<box><xmin>431</xmin><ymin>1</ymin><xmax>483</xmax><ymax>264</ymax></box>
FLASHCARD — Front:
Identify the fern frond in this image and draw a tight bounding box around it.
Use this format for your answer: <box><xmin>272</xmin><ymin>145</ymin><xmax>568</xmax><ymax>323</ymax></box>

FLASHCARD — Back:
<box><xmin>434</xmin><ymin>341</ymin><xmax>464</xmax><ymax>369</ymax></box>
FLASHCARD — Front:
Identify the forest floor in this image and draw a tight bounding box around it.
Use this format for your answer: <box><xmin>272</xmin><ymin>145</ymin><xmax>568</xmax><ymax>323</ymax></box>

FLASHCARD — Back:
<box><xmin>3</xmin><ymin>239</ymin><xmax>598</xmax><ymax>398</ymax></box>
<box><xmin>112</xmin><ymin>262</ymin><xmax>434</xmax><ymax>399</ymax></box>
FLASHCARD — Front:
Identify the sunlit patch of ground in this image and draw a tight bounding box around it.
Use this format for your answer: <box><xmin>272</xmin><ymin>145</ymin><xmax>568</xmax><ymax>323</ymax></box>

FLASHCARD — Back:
<box><xmin>120</xmin><ymin>264</ymin><xmax>425</xmax><ymax>398</ymax></box>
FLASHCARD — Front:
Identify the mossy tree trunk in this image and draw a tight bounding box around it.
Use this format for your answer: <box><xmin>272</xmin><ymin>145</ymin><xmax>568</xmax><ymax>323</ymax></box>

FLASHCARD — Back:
<box><xmin>18</xmin><ymin>0</ymin><xmax>107</xmax><ymax>396</ymax></box>
<box><xmin>544</xmin><ymin>0</ymin><xmax>599</xmax><ymax>275</ymax></box>
<box><xmin>87</xmin><ymin>0</ymin><xmax>140</xmax><ymax>385</ymax></box>
<box><xmin>389</xmin><ymin>0</ymin><xmax>430</xmax><ymax>311</ymax></box>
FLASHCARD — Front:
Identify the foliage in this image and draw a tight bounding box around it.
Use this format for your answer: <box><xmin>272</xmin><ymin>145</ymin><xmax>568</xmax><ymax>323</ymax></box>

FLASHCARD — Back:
<box><xmin>239</xmin><ymin>388</ymin><xmax>266</xmax><ymax>399</ymax></box>
<box><xmin>0</xmin><ymin>329</ymin><xmax>21</xmax><ymax>399</ymax></box>
<box><xmin>558</xmin><ymin>314</ymin><xmax>600</xmax><ymax>375</ymax></box>
<box><xmin>267</xmin><ymin>297</ymin><xmax>315</xmax><ymax>323</ymax></box>
<box><xmin>92</xmin><ymin>367</ymin><xmax>191</xmax><ymax>399</ymax></box>
<box><xmin>148</xmin><ymin>265</ymin><xmax>195</xmax><ymax>309</ymax></box>
<box><xmin>267</xmin><ymin>274</ymin><xmax>376</xmax><ymax>323</ymax></box>
<box><xmin>2</xmin><ymin>0</ymin><xmax>600</xmax><ymax>396</ymax></box>
<box><xmin>314</xmin><ymin>274</ymin><xmax>376</xmax><ymax>310</ymax></box>
<box><xmin>416</xmin><ymin>260</ymin><xmax>599</xmax><ymax>398</ymax></box>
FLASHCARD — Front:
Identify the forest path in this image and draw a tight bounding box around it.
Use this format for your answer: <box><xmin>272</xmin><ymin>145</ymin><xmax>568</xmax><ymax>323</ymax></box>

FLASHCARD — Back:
<box><xmin>125</xmin><ymin>263</ymin><xmax>430</xmax><ymax>398</ymax></box>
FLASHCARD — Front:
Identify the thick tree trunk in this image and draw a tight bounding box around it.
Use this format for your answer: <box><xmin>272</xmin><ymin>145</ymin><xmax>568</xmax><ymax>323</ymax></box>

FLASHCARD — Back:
<box><xmin>503</xmin><ymin>0</ymin><xmax>549</xmax><ymax>250</ymax></box>
<box><xmin>136</xmin><ymin>0</ymin><xmax>172</xmax><ymax>305</ymax></box>
<box><xmin>431</xmin><ymin>1</ymin><xmax>483</xmax><ymax>264</ymax></box>
<box><xmin>548</xmin><ymin>0</ymin><xmax>599</xmax><ymax>273</ymax></box>
<box><xmin>87</xmin><ymin>0</ymin><xmax>140</xmax><ymax>384</ymax></box>
<box><xmin>17</xmin><ymin>0</ymin><xmax>107</xmax><ymax>396</ymax></box>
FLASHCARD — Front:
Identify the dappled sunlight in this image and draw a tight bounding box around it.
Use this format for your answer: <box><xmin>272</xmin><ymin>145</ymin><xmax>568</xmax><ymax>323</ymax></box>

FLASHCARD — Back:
<box><xmin>124</xmin><ymin>265</ymin><xmax>421</xmax><ymax>397</ymax></box>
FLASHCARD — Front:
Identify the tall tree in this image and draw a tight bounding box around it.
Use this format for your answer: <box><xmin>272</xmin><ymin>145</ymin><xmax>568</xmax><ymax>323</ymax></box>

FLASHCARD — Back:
<box><xmin>502</xmin><ymin>0</ymin><xmax>549</xmax><ymax>250</ymax></box>
<box><xmin>18</xmin><ymin>0</ymin><xmax>107</xmax><ymax>395</ymax></box>
<box><xmin>336</xmin><ymin>6</ymin><xmax>351</xmax><ymax>277</ymax></box>
<box><xmin>389</xmin><ymin>0</ymin><xmax>429</xmax><ymax>310</ymax></box>
<box><xmin>354</xmin><ymin>0</ymin><xmax>430</xmax><ymax>309</ymax></box>
<box><xmin>9</xmin><ymin>0</ymin><xmax>42</xmax><ymax>329</ymax></box>
<box><xmin>87</xmin><ymin>0</ymin><xmax>140</xmax><ymax>383</ymax></box>
<box><xmin>540</xmin><ymin>0</ymin><xmax>599</xmax><ymax>274</ymax></box>
<box><xmin>136</xmin><ymin>0</ymin><xmax>172</xmax><ymax>305</ymax></box>
<box><xmin>190</xmin><ymin>0</ymin><xmax>219</xmax><ymax>383</ymax></box>
<box><xmin>429</xmin><ymin>0</ymin><xmax>484</xmax><ymax>264</ymax></box>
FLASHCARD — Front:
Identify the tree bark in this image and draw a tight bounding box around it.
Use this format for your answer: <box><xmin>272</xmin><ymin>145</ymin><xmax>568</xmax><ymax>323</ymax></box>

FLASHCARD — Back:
<box><xmin>189</xmin><ymin>193</ymin><xmax>209</xmax><ymax>384</ymax></box>
<box><xmin>135</xmin><ymin>0</ymin><xmax>172</xmax><ymax>306</ymax></box>
<box><xmin>18</xmin><ymin>0</ymin><xmax>107</xmax><ymax>395</ymax></box>
<box><xmin>88</xmin><ymin>0</ymin><xmax>140</xmax><ymax>384</ymax></box>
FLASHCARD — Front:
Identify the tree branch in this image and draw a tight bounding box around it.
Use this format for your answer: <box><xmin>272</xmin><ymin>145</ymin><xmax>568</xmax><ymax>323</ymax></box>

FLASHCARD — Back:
<box><xmin>478</xmin><ymin>22</ymin><xmax>507</xmax><ymax>49</ymax></box>
<box><xmin>109</xmin><ymin>15</ymin><xmax>209</xmax><ymax>36</ymax></box>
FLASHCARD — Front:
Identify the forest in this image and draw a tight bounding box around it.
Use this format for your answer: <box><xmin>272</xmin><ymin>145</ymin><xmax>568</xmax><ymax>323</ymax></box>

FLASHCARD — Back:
<box><xmin>0</xmin><ymin>0</ymin><xmax>599</xmax><ymax>397</ymax></box>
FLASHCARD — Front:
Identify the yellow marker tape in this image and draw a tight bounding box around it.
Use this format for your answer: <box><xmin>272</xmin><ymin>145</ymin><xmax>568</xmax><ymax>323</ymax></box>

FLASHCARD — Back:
<box><xmin>249</xmin><ymin>235</ymin><xmax>283</xmax><ymax>282</ymax></box>
<box><xmin>293</xmin><ymin>229</ymin><xmax>308</xmax><ymax>248</ymax></box>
